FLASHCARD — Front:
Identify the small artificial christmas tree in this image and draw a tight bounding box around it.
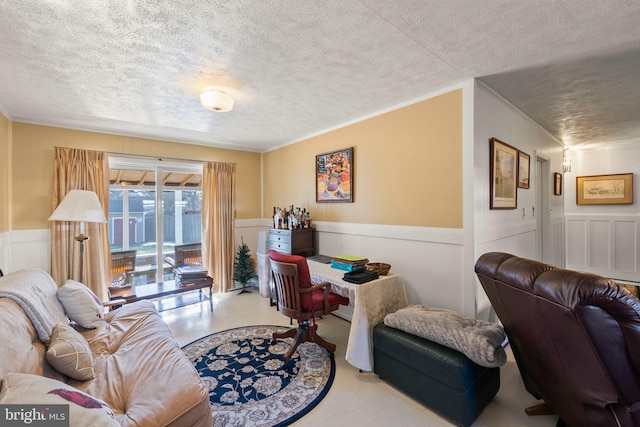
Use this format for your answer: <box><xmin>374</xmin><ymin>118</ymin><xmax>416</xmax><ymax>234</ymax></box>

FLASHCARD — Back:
<box><xmin>233</xmin><ymin>237</ymin><xmax>256</xmax><ymax>294</ymax></box>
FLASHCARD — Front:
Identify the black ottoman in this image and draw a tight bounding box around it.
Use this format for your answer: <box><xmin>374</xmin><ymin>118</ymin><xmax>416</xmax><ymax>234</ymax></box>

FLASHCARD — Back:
<box><xmin>373</xmin><ymin>323</ymin><xmax>500</xmax><ymax>427</ymax></box>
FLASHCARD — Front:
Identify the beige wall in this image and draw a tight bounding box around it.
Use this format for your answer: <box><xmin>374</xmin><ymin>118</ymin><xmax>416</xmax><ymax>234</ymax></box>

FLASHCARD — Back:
<box><xmin>263</xmin><ymin>89</ymin><xmax>463</xmax><ymax>228</ymax></box>
<box><xmin>10</xmin><ymin>123</ymin><xmax>262</xmax><ymax>230</ymax></box>
<box><xmin>0</xmin><ymin>112</ymin><xmax>9</xmax><ymax>232</ymax></box>
<box><xmin>7</xmin><ymin>89</ymin><xmax>462</xmax><ymax>231</ymax></box>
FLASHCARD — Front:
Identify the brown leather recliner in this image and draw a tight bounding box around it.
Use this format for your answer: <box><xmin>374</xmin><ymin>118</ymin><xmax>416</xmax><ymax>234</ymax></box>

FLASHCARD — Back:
<box><xmin>475</xmin><ymin>252</ymin><xmax>640</xmax><ymax>427</ymax></box>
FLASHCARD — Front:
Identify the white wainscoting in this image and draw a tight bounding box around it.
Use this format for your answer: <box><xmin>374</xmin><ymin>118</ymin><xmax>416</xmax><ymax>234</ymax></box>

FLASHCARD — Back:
<box><xmin>3</xmin><ymin>221</ymin><xmax>470</xmax><ymax>315</ymax></box>
<box><xmin>565</xmin><ymin>214</ymin><xmax>640</xmax><ymax>281</ymax></box>
<box><xmin>473</xmin><ymin>214</ymin><xmax>566</xmax><ymax>320</ymax></box>
<box><xmin>313</xmin><ymin>221</ymin><xmax>469</xmax><ymax>315</ymax></box>
<box><xmin>234</xmin><ymin>219</ymin><xmax>270</xmax><ymax>256</ymax></box>
<box><xmin>1</xmin><ymin>222</ymin><xmax>270</xmax><ymax>278</ymax></box>
<box><xmin>552</xmin><ymin>215</ymin><xmax>566</xmax><ymax>268</ymax></box>
<box><xmin>231</xmin><ymin>220</ymin><xmax>470</xmax><ymax>315</ymax></box>
<box><xmin>0</xmin><ymin>231</ymin><xmax>10</xmax><ymax>274</ymax></box>
<box><xmin>474</xmin><ymin>219</ymin><xmax>536</xmax><ymax>319</ymax></box>
<box><xmin>0</xmin><ymin>229</ymin><xmax>51</xmax><ymax>274</ymax></box>
<box><xmin>475</xmin><ymin>219</ymin><xmax>537</xmax><ymax>256</ymax></box>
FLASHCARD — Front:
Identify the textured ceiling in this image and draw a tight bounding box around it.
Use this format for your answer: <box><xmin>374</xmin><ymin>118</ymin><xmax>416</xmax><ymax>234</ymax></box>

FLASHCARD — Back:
<box><xmin>1</xmin><ymin>1</ymin><xmax>639</xmax><ymax>152</ymax></box>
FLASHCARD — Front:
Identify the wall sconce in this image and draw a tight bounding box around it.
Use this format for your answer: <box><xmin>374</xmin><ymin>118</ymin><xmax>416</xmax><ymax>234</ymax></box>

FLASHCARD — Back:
<box><xmin>563</xmin><ymin>148</ymin><xmax>571</xmax><ymax>173</ymax></box>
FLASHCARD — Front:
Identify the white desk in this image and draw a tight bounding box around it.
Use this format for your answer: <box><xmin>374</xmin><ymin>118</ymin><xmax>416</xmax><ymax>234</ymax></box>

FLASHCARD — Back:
<box><xmin>307</xmin><ymin>260</ymin><xmax>408</xmax><ymax>372</ymax></box>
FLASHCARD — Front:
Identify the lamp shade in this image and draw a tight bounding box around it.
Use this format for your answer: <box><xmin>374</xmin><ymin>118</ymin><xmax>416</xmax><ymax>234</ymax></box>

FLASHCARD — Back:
<box><xmin>49</xmin><ymin>190</ymin><xmax>107</xmax><ymax>223</ymax></box>
<box><xmin>200</xmin><ymin>89</ymin><xmax>234</xmax><ymax>112</ymax></box>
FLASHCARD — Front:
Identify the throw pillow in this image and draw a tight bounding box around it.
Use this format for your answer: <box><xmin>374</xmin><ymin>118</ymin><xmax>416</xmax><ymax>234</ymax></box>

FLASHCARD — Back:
<box><xmin>57</xmin><ymin>280</ymin><xmax>104</xmax><ymax>329</ymax></box>
<box><xmin>0</xmin><ymin>373</ymin><xmax>119</xmax><ymax>426</ymax></box>
<box><xmin>46</xmin><ymin>323</ymin><xmax>95</xmax><ymax>381</ymax></box>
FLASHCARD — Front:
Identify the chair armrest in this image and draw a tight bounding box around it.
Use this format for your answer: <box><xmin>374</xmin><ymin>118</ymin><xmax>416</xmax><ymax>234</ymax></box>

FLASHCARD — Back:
<box><xmin>300</xmin><ymin>282</ymin><xmax>332</xmax><ymax>293</ymax></box>
<box><xmin>300</xmin><ymin>282</ymin><xmax>332</xmax><ymax>313</ymax></box>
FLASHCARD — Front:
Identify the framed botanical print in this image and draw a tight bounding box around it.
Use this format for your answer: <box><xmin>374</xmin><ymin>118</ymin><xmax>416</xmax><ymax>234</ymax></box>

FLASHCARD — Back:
<box><xmin>490</xmin><ymin>138</ymin><xmax>518</xmax><ymax>209</ymax></box>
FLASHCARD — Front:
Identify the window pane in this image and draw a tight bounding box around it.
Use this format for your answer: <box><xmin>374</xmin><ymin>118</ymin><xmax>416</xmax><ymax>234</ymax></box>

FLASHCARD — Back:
<box><xmin>108</xmin><ymin>189</ymin><xmax>158</xmax><ymax>284</ymax></box>
<box><xmin>168</xmin><ymin>190</ymin><xmax>202</xmax><ymax>245</ymax></box>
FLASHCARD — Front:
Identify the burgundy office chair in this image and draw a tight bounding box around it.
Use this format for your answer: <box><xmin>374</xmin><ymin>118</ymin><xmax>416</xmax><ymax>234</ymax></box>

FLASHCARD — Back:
<box><xmin>269</xmin><ymin>250</ymin><xmax>348</xmax><ymax>362</ymax></box>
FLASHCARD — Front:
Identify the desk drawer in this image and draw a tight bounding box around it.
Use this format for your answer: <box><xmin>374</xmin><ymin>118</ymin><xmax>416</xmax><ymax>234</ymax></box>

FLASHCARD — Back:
<box><xmin>269</xmin><ymin>228</ymin><xmax>291</xmax><ymax>237</ymax></box>
<box><xmin>269</xmin><ymin>233</ymin><xmax>290</xmax><ymax>244</ymax></box>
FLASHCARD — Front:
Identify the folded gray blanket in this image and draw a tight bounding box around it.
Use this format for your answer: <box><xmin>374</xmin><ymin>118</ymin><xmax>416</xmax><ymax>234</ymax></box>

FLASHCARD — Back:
<box><xmin>0</xmin><ymin>269</ymin><xmax>68</xmax><ymax>344</ymax></box>
<box><xmin>384</xmin><ymin>304</ymin><xmax>506</xmax><ymax>368</ymax></box>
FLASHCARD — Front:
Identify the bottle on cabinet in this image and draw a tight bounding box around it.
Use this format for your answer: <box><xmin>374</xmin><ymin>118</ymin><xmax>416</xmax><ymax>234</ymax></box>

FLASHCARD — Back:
<box><xmin>271</xmin><ymin>205</ymin><xmax>312</xmax><ymax>229</ymax></box>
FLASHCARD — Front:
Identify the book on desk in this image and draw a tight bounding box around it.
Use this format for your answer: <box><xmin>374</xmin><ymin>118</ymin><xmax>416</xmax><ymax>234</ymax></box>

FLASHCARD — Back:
<box><xmin>330</xmin><ymin>255</ymin><xmax>368</xmax><ymax>272</ymax></box>
<box><xmin>175</xmin><ymin>266</ymin><xmax>208</xmax><ymax>286</ymax></box>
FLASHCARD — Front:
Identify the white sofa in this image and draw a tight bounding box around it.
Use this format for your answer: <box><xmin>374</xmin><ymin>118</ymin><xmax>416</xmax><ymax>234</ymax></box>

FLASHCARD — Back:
<box><xmin>0</xmin><ymin>268</ymin><xmax>212</xmax><ymax>426</ymax></box>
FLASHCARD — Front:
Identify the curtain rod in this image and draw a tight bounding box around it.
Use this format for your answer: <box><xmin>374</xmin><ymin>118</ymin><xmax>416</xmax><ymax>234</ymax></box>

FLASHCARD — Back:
<box><xmin>107</xmin><ymin>150</ymin><xmax>237</xmax><ymax>166</ymax></box>
<box><xmin>54</xmin><ymin>147</ymin><xmax>236</xmax><ymax>166</ymax></box>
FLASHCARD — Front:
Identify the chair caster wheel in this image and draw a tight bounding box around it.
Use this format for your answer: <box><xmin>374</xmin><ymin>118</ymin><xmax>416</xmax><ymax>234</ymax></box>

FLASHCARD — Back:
<box><xmin>281</xmin><ymin>359</ymin><xmax>295</xmax><ymax>373</ymax></box>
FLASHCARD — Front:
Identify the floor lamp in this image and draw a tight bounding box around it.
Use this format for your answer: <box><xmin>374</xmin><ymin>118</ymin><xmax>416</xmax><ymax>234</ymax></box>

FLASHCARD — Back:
<box><xmin>49</xmin><ymin>190</ymin><xmax>108</xmax><ymax>283</ymax></box>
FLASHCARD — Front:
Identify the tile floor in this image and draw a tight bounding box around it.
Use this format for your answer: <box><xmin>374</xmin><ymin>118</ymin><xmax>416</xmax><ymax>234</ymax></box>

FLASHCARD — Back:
<box><xmin>160</xmin><ymin>289</ymin><xmax>558</xmax><ymax>427</ymax></box>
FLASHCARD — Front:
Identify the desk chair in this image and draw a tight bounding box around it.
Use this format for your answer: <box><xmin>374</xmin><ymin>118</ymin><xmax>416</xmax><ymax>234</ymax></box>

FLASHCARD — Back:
<box><xmin>269</xmin><ymin>252</ymin><xmax>348</xmax><ymax>362</ymax></box>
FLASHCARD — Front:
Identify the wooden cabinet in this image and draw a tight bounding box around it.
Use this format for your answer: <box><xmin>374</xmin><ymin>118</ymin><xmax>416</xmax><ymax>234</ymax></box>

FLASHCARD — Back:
<box><xmin>268</xmin><ymin>228</ymin><xmax>315</xmax><ymax>257</ymax></box>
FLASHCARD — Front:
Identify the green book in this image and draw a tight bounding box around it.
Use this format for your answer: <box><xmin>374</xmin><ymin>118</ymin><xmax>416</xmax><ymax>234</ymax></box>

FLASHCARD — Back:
<box><xmin>332</xmin><ymin>255</ymin><xmax>368</xmax><ymax>264</ymax></box>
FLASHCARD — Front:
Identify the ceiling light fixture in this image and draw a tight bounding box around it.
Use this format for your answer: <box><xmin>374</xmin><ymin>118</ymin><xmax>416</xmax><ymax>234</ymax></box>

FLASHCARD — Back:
<box><xmin>199</xmin><ymin>89</ymin><xmax>234</xmax><ymax>112</ymax></box>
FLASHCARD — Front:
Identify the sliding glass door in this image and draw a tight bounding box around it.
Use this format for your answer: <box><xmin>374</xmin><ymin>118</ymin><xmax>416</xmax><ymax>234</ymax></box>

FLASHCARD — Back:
<box><xmin>108</xmin><ymin>157</ymin><xmax>202</xmax><ymax>284</ymax></box>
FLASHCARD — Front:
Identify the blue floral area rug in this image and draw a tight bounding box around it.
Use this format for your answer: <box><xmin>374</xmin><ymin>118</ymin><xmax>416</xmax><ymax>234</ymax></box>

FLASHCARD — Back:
<box><xmin>182</xmin><ymin>325</ymin><xmax>336</xmax><ymax>427</ymax></box>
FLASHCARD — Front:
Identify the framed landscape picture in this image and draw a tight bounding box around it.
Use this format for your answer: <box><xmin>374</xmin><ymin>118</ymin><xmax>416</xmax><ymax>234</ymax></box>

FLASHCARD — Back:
<box><xmin>518</xmin><ymin>151</ymin><xmax>530</xmax><ymax>189</ymax></box>
<box><xmin>576</xmin><ymin>173</ymin><xmax>633</xmax><ymax>205</ymax></box>
<box><xmin>316</xmin><ymin>147</ymin><xmax>353</xmax><ymax>202</ymax></box>
<box><xmin>490</xmin><ymin>138</ymin><xmax>517</xmax><ymax>209</ymax></box>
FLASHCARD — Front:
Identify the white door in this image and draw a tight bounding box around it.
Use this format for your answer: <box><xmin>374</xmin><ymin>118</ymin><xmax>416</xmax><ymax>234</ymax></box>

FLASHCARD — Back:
<box><xmin>535</xmin><ymin>156</ymin><xmax>551</xmax><ymax>263</ymax></box>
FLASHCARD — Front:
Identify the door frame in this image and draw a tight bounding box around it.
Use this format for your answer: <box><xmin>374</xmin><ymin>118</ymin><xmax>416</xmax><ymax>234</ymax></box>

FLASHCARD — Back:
<box><xmin>535</xmin><ymin>151</ymin><xmax>551</xmax><ymax>263</ymax></box>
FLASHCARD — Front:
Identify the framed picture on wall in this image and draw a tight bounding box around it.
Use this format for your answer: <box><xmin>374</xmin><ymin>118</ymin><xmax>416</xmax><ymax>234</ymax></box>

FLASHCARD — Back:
<box><xmin>316</xmin><ymin>147</ymin><xmax>353</xmax><ymax>202</ymax></box>
<box><xmin>490</xmin><ymin>138</ymin><xmax>517</xmax><ymax>209</ymax></box>
<box><xmin>554</xmin><ymin>172</ymin><xmax>562</xmax><ymax>195</ymax></box>
<box><xmin>576</xmin><ymin>173</ymin><xmax>633</xmax><ymax>205</ymax></box>
<box><xmin>518</xmin><ymin>151</ymin><xmax>530</xmax><ymax>189</ymax></box>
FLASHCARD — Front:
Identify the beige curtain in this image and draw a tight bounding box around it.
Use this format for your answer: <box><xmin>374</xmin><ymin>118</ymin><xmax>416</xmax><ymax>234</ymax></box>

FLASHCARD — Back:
<box><xmin>202</xmin><ymin>162</ymin><xmax>236</xmax><ymax>293</ymax></box>
<box><xmin>51</xmin><ymin>147</ymin><xmax>110</xmax><ymax>301</ymax></box>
